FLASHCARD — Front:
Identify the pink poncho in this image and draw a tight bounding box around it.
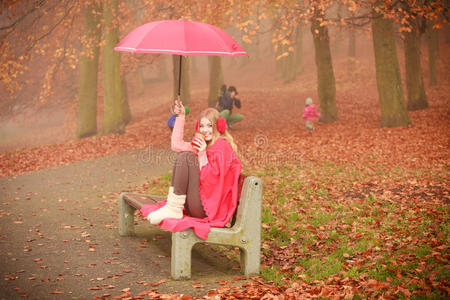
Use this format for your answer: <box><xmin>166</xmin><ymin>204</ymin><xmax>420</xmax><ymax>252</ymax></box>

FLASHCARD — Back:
<box><xmin>140</xmin><ymin>119</ymin><xmax>242</xmax><ymax>240</ymax></box>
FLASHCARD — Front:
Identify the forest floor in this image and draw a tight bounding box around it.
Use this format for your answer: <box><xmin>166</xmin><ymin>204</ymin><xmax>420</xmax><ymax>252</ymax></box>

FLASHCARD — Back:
<box><xmin>0</xmin><ymin>43</ymin><xmax>449</xmax><ymax>298</ymax></box>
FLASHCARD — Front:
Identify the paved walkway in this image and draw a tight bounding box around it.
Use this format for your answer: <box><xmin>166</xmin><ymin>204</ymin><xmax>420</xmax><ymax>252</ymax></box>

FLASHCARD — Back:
<box><xmin>0</xmin><ymin>149</ymin><xmax>241</xmax><ymax>299</ymax></box>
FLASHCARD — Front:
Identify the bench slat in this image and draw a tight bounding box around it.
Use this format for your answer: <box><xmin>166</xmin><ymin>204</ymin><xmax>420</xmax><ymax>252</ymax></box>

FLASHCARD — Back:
<box><xmin>122</xmin><ymin>193</ymin><xmax>164</xmax><ymax>210</ymax></box>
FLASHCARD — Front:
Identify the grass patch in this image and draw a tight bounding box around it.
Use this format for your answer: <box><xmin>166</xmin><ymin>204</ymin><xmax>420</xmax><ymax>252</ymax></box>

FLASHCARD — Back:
<box><xmin>147</xmin><ymin>172</ymin><xmax>171</xmax><ymax>195</ymax></box>
<box><xmin>297</xmin><ymin>257</ymin><xmax>344</xmax><ymax>282</ymax></box>
<box><xmin>413</xmin><ymin>245</ymin><xmax>432</xmax><ymax>257</ymax></box>
<box><xmin>261</xmin><ymin>266</ymin><xmax>284</xmax><ymax>286</ymax></box>
<box><xmin>145</xmin><ymin>160</ymin><xmax>448</xmax><ymax>297</ymax></box>
<box><xmin>254</xmin><ymin>161</ymin><xmax>448</xmax><ymax>296</ymax></box>
<box><xmin>309</xmin><ymin>212</ymin><xmax>335</xmax><ymax>227</ymax></box>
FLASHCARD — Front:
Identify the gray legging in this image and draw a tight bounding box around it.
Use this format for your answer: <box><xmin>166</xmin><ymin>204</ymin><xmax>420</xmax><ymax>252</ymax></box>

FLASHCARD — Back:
<box><xmin>171</xmin><ymin>151</ymin><xmax>206</xmax><ymax>218</ymax></box>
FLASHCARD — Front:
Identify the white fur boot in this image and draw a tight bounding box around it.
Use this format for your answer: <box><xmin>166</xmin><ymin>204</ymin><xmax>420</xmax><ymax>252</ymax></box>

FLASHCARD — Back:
<box><xmin>147</xmin><ymin>187</ymin><xmax>186</xmax><ymax>225</ymax></box>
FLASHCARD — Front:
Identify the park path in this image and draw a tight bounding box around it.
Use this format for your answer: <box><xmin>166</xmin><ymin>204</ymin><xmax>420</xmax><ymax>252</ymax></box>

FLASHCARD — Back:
<box><xmin>0</xmin><ymin>149</ymin><xmax>241</xmax><ymax>299</ymax></box>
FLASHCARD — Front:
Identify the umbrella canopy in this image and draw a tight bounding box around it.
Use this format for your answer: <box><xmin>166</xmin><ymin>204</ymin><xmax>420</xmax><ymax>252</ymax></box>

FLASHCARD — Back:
<box><xmin>114</xmin><ymin>19</ymin><xmax>248</xmax><ymax>57</ymax></box>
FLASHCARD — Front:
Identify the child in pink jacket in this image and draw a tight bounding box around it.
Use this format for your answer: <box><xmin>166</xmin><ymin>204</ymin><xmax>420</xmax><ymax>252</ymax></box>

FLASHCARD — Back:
<box><xmin>302</xmin><ymin>97</ymin><xmax>320</xmax><ymax>131</ymax></box>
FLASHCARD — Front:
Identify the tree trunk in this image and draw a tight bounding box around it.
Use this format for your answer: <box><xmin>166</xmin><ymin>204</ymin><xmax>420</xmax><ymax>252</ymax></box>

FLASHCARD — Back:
<box><xmin>311</xmin><ymin>13</ymin><xmax>338</xmax><ymax>123</ymax></box>
<box><xmin>283</xmin><ymin>44</ymin><xmax>296</xmax><ymax>83</ymax></box>
<box><xmin>239</xmin><ymin>35</ymin><xmax>250</xmax><ymax>69</ymax></box>
<box><xmin>446</xmin><ymin>23</ymin><xmax>450</xmax><ymax>43</ymax></box>
<box><xmin>122</xmin><ymin>78</ymin><xmax>131</xmax><ymax>125</ymax></box>
<box><xmin>426</xmin><ymin>20</ymin><xmax>438</xmax><ymax>86</ymax></box>
<box><xmin>134</xmin><ymin>65</ymin><xmax>145</xmax><ymax>95</ymax></box>
<box><xmin>77</xmin><ymin>2</ymin><xmax>101</xmax><ymax>138</ymax></box>
<box><xmin>253</xmin><ymin>7</ymin><xmax>261</xmax><ymax>62</ymax></box>
<box><xmin>348</xmin><ymin>29</ymin><xmax>356</xmax><ymax>57</ymax></box>
<box><xmin>446</xmin><ymin>0</ymin><xmax>450</xmax><ymax>43</ymax></box>
<box><xmin>254</xmin><ymin>28</ymin><xmax>261</xmax><ymax>61</ymax></box>
<box><xmin>404</xmin><ymin>27</ymin><xmax>428</xmax><ymax>111</ymax></box>
<box><xmin>275</xmin><ymin>44</ymin><xmax>284</xmax><ymax>80</ymax></box>
<box><xmin>130</xmin><ymin>0</ymin><xmax>144</xmax><ymax>95</ymax></box>
<box><xmin>332</xmin><ymin>2</ymin><xmax>344</xmax><ymax>53</ymax></box>
<box><xmin>157</xmin><ymin>57</ymin><xmax>168</xmax><ymax>81</ymax></box>
<box><xmin>371</xmin><ymin>14</ymin><xmax>411</xmax><ymax>127</ymax></box>
<box><xmin>295</xmin><ymin>24</ymin><xmax>304</xmax><ymax>74</ymax></box>
<box><xmin>103</xmin><ymin>0</ymin><xmax>125</xmax><ymax>134</ymax></box>
<box><xmin>239</xmin><ymin>55</ymin><xmax>250</xmax><ymax>68</ymax></box>
<box><xmin>191</xmin><ymin>56</ymin><xmax>198</xmax><ymax>74</ymax></box>
<box><xmin>172</xmin><ymin>55</ymin><xmax>190</xmax><ymax>103</ymax></box>
<box><xmin>347</xmin><ymin>28</ymin><xmax>357</xmax><ymax>71</ymax></box>
<box><xmin>207</xmin><ymin>56</ymin><xmax>223</xmax><ymax>107</ymax></box>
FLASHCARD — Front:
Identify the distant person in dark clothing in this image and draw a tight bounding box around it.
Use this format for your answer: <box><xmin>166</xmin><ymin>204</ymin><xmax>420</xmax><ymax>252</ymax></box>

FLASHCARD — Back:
<box><xmin>217</xmin><ymin>85</ymin><xmax>243</xmax><ymax>129</ymax></box>
<box><xmin>216</xmin><ymin>84</ymin><xmax>229</xmax><ymax>111</ymax></box>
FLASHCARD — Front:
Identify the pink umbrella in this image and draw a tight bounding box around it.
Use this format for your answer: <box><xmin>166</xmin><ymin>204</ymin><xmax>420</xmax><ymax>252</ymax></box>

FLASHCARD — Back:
<box><xmin>114</xmin><ymin>19</ymin><xmax>248</xmax><ymax>97</ymax></box>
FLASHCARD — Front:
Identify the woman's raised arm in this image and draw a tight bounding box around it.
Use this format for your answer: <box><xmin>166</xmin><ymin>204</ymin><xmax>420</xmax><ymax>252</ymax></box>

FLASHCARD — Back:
<box><xmin>171</xmin><ymin>100</ymin><xmax>193</xmax><ymax>152</ymax></box>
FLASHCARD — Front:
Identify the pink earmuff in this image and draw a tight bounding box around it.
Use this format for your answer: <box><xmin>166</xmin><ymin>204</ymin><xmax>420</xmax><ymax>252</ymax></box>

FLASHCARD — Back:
<box><xmin>195</xmin><ymin>118</ymin><xmax>227</xmax><ymax>134</ymax></box>
<box><xmin>217</xmin><ymin>117</ymin><xmax>227</xmax><ymax>133</ymax></box>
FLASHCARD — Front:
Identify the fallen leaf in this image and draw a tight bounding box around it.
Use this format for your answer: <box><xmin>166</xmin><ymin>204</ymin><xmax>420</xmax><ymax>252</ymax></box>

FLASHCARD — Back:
<box><xmin>50</xmin><ymin>291</ymin><xmax>64</xmax><ymax>294</ymax></box>
<box><xmin>151</xmin><ymin>279</ymin><xmax>166</xmax><ymax>287</ymax></box>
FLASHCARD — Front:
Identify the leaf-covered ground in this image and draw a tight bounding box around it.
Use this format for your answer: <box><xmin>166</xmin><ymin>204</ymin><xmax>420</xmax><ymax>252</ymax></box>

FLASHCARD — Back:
<box><xmin>1</xmin><ymin>47</ymin><xmax>449</xmax><ymax>298</ymax></box>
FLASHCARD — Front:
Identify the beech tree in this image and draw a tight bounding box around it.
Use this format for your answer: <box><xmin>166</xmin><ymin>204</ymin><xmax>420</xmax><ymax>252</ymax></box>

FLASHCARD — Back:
<box><xmin>402</xmin><ymin>4</ymin><xmax>428</xmax><ymax>111</ymax></box>
<box><xmin>260</xmin><ymin>0</ymin><xmax>339</xmax><ymax>120</ymax></box>
<box><xmin>77</xmin><ymin>2</ymin><xmax>102</xmax><ymax>138</ymax></box>
<box><xmin>337</xmin><ymin>0</ymin><xmax>444</xmax><ymax>125</ymax></box>
<box><xmin>404</xmin><ymin>26</ymin><xmax>427</xmax><ymax>111</ymax></box>
<box><xmin>371</xmin><ymin>7</ymin><xmax>411</xmax><ymax>127</ymax></box>
<box><xmin>269</xmin><ymin>5</ymin><xmax>303</xmax><ymax>83</ymax></box>
<box><xmin>294</xmin><ymin>23</ymin><xmax>305</xmax><ymax>74</ymax></box>
<box><xmin>2</xmin><ymin>0</ymin><xmax>446</xmax><ymax>133</ymax></box>
<box><xmin>371</xmin><ymin>0</ymin><xmax>445</xmax><ymax>113</ymax></box>
<box><xmin>1</xmin><ymin>1</ymin><xmax>79</xmax><ymax>108</ymax></box>
<box><xmin>103</xmin><ymin>0</ymin><xmax>129</xmax><ymax>134</ymax></box>
<box><xmin>207</xmin><ymin>56</ymin><xmax>224</xmax><ymax>107</ymax></box>
<box><xmin>310</xmin><ymin>2</ymin><xmax>338</xmax><ymax>122</ymax></box>
<box><xmin>348</xmin><ymin>28</ymin><xmax>356</xmax><ymax>57</ymax></box>
<box><xmin>426</xmin><ymin>20</ymin><xmax>439</xmax><ymax>86</ymax></box>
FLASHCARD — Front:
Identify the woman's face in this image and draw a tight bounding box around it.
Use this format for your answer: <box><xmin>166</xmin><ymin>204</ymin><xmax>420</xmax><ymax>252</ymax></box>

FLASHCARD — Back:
<box><xmin>199</xmin><ymin>117</ymin><xmax>214</xmax><ymax>141</ymax></box>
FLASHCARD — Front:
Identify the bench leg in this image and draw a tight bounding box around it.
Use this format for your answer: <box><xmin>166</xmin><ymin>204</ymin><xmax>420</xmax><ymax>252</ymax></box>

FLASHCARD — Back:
<box><xmin>119</xmin><ymin>193</ymin><xmax>136</xmax><ymax>236</ymax></box>
<box><xmin>240</xmin><ymin>242</ymin><xmax>261</xmax><ymax>277</ymax></box>
<box><xmin>171</xmin><ymin>230</ymin><xmax>197</xmax><ymax>280</ymax></box>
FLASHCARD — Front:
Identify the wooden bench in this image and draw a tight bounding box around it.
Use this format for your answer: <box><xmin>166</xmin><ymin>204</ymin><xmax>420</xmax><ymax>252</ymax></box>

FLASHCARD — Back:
<box><xmin>118</xmin><ymin>174</ymin><xmax>262</xmax><ymax>280</ymax></box>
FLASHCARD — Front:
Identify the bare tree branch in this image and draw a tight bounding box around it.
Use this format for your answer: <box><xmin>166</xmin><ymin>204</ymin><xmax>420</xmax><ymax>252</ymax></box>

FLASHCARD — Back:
<box><xmin>52</xmin><ymin>4</ymin><xmax>78</xmax><ymax>82</ymax></box>
<box><xmin>25</xmin><ymin>0</ymin><xmax>76</xmax><ymax>53</ymax></box>
<box><xmin>0</xmin><ymin>0</ymin><xmax>47</xmax><ymax>31</ymax></box>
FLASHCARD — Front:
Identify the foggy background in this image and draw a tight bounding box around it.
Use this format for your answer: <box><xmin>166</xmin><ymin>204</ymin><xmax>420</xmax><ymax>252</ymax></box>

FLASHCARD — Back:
<box><xmin>0</xmin><ymin>1</ymin><xmax>445</xmax><ymax>152</ymax></box>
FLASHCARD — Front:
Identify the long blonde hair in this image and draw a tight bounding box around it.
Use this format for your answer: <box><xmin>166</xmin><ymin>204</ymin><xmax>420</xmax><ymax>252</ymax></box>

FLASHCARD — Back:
<box><xmin>198</xmin><ymin>108</ymin><xmax>237</xmax><ymax>152</ymax></box>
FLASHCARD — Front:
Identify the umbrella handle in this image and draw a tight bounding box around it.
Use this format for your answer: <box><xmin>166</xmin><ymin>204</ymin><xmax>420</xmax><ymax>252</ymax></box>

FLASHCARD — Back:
<box><xmin>178</xmin><ymin>55</ymin><xmax>182</xmax><ymax>98</ymax></box>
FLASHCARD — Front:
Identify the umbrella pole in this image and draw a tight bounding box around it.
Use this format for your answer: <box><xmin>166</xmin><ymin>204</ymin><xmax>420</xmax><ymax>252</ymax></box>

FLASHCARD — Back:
<box><xmin>177</xmin><ymin>55</ymin><xmax>182</xmax><ymax>98</ymax></box>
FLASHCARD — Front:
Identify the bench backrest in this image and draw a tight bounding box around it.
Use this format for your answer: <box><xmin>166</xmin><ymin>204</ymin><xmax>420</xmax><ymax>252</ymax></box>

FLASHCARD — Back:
<box><xmin>237</xmin><ymin>173</ymin><xmax>247</xmax><ymax>202</ymax></box>
<box><xmin>233</xmin><ymin>175</ymin><xmax>262</xmax><ymax>234</ymax></box>
<box><xmin>231</xmin><ymin>173</ymin><xmax>262</xmax><ymax>227</ymax></box>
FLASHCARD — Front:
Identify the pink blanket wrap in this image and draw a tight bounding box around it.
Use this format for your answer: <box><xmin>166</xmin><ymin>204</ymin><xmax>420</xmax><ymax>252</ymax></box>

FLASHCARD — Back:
<box><xmin>140</xmin><ymin>138</ymin><xmax>242</xmax><ymax>240</ymax></box>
